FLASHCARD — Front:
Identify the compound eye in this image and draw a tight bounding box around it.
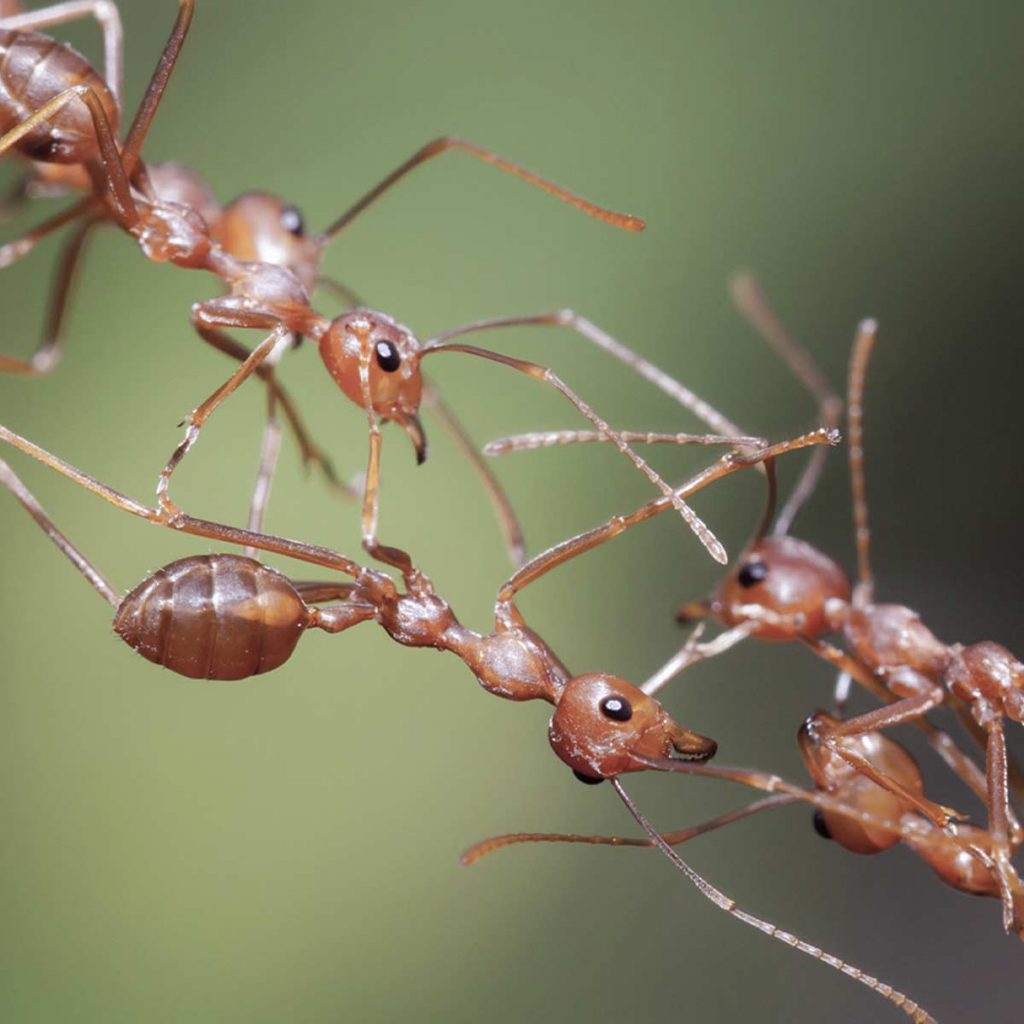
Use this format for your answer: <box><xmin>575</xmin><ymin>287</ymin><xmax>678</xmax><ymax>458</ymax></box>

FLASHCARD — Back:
<box><xmin>737</xmin><ymin>561</ymin><xmax>769</xmax><ymax>588</ymax></box>
<box><xmin>572</xmin><ymin>769</ymin><xmax>605</xmax><ymax>786</ymax></box>
<box><xmin>599</xmin><ymin>695</ymin><xmax>633</xmax><ymax>722</ymax></box>
<box><xmin>375</xmin><ymin>339</ymin><xmax>402</xmax><ymax>372</ymax></box>
<box><xmin>280</xmin><ymin>205</ymin><xmax>304</xmax><ymax>235</ymax></box>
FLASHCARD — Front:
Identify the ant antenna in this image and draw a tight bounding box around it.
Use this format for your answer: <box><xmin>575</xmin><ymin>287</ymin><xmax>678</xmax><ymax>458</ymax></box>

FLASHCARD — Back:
<box><xmin>610</xmin><ymin>778</ymin><xmax>937</xmax><ymax>1024</ymax></box>
<box><xmin>461</xmin><ymin>794</ymin><xmax>795</xmax><ymax>865</ymax></box>
<box><xmin>730</xmin><ymin>273</ymin><xmax>843</xmax><ymax>536</ymax></box>
<box><xmin>847</xmin><ymin>319</ymin><xmax>878</xmax><ymax>606</ymax></box>
<box><xmin>420</xmin><ymin>338</ymin><xmax>728</xmax><ymax>563</ymax></box>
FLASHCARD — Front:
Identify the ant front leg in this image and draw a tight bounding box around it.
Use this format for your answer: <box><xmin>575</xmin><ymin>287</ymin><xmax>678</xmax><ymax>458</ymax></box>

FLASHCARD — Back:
<box><xmin>355</xmin><ymin>360</ymin><xmax>429</xmax><ymax>592</ymax></box>
<box><xmin>194</xmin><ymin>321</ymin><xmax>357</xmax><ymax>502</ymax></box>
<box><xmin>804</xmin><ymin>638</ymin><xmax>987</xmax><ymax>824</ymax></box>
<box><xmin>978</xmin><ymin>718</ymin><xmax>1024</xmax><ymax>934</ymax></box>
<box><xmin>317</xmin><ymin>136</ymin><xmax>644</xmax><ymax>243</ymax></box>
<box><xmin>157</xmin><ymin>304</ymin><xmax>289</xmax><ymax>522</ymax></box>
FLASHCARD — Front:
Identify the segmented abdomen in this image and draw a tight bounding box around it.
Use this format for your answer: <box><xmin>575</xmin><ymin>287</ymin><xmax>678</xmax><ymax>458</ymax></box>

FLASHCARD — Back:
<box><xmin>113</xmin><ymin>555</ymin><xmax>312</xmax><ymax>680</ymax></box>
<box><xmin>0</xmin><ymin>30</ymin><xmax>118</xmax><ymax>162</ymax></box>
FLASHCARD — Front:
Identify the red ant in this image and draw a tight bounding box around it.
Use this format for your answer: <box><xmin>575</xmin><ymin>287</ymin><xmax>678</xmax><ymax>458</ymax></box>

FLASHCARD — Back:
<box><xmin>0</xmin><ymin>421</ymin><xmax>941</xmax><ymax>1023</ymax></box>
<box><xmin>486</xmin><ymin>276</ymin><xmax>1024</xmax><ymax>933</ymax></box>
<box><xmin>464</xmin><ymin>716</ymin><xmax>1024</xmax><ymax>943</ymax></box>
<box><xmin>0</xmin><ymin>1</ymin><xmax>734</xmax><ymax>572</ymax></box>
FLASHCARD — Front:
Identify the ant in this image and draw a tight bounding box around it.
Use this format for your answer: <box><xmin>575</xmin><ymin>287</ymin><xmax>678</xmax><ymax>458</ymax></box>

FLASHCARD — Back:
<box><xmin>464</xmin><ymin>716</ymin><xmax>1024</xmax><ymax>942</ymax></box>
<box><xmin>486</xmin><ymin>276</ymin><xmax>1024</xmax><ymax>933</ymax></box>
<box><xmin>0</xmin><ymin>421</ymin><xmax>940</xmax><ymax>1022</ymax></box>
<box><xmin>0</xmin><ymin>1</ymin><xmax>731</xmax><ymax>573</ymax></box>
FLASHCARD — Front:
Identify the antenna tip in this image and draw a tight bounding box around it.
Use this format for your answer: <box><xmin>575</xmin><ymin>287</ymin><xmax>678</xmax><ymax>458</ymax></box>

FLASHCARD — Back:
<box><xmin>858</xmin><ymin>317</ymin><xmax>879</xmax><ymax>335</ymax></box>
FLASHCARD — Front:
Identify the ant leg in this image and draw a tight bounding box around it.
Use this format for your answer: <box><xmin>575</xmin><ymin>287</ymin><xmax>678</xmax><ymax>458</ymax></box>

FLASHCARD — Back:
<box><xmin>831</xmin><ymin>671</ymin><xmax>853</xmax><ymax>717</ymax></box>
<box><xmin>0</xmin><ymin>215</ymin><xmax>97</xmax><ymax>375</ymax></box>
<box><xmin>119</xmin><ymin>0</ymin><xmax>194</xmax><ymax>179</ymax></box>
<box><xmin>422</xmin><ymin>379</ymin><xmax>526</xmax><ymax>567</ymax></box>
<box><xmin>803</xmin><ymin>638</ymin><xmax>992</xmax><ymax>810</ymax></box>
<box><xmin>0</xmin><ymin>196</ymin><xmax>93</xmax><ymax>271</ymax></box>
<box><xmin>318</xmin><ymin>136</ymin><xmax>644</xmax><ymax>242</ymax></box>
<box><xmin>193</xmin><ymin>323</ymin><xmax>356</xmax><ymax>498</ymax></box>
<box><xmin>0</xmin><ymin>88</ymin><xmax>135</xmax><ymax>224</ymax></box>
<box><xmin>729</xmin><ymin>274</ymin><xmax>844</xmax><ymax>537</ymax></box>
<box><xmin>0</xmin><ymin>422</ymin><xmax>368</xmax><ymax>578</ymax></box>
<box><xmin>243</xmin><ymin>389</ymin><xmax>283</xmax><ymax>555</ymax></box>
<box><xmin>0</xmin><ymin>0</ymin><xmax>124</xmax><ymax>107</ymax></box>
<box><xmin>0</xmin><ymin>173</ymin><xmax>30</xmax><ymax>221</ymax></box>
<box><xmin>950</xmin><ymin>697</ymin><xmax>1024</xmax><ymax>815</ymax></box>
<box><xmin>158</xmin><ymin>312</ymin><xmax>290</xmax><ymax>518</ymax></box>
<box><xmin>0</xmin><ymin>455</ymin><xmax>118</xmax><ymax>604</ymax></box>
<box><xmin>482</xmin><ymin>428</ymin><xmax>768</xmax><ymax>457</ymax></box>
<box><xmin>803</xmin><ymin>696</ymin><xmax>966</xmax><ymax>831</ymax></box>
<box><xmin>846</xmin><ymin>320</ymin><xmax>878</xmax><ymax>605</ymax></box>
<box><xmin>424</xmin><ymin>335</ymin><xmax>729</xmax><ymax>564</ymax></box>
<box><xmin>461</xmin><ymin>793</ymin><xmax>797</xmax><ymax>865</ymax></box>
<box><xmin>981</xmin><ymin>719</ymin><xmax>1024</xmax><ymax>933</ymax></box>
<box><xmin>494</xmin><ymin>430</ymin><xmax>834</xmax><ymax>629</ymax></box>
<box><xmin>641</xmin><ymin>621</ymin><xmax>758</xmax><ymax>695</ymax></box>
<box><xmin>354</xmin><ymin>395</ymin><xmax>426</xmax><ymax>587</ymax></box>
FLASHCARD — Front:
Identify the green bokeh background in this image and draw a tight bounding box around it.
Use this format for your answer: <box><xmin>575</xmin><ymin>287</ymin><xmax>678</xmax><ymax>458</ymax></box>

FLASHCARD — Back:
<box><xmin>1</xmin><ymin>1</ymin><xmax>1022</xmax><ymax>1021</ymax></box>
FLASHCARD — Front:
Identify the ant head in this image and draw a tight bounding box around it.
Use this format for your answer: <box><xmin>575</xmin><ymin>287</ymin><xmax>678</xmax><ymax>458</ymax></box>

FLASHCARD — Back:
<box><xmin>798</xmin><ymin>713</ymin><xmax>920</xmax><ymax>855</ymax></box>
<box><xmin>214</xmin><ymin>193</ymin><xmax>322</xmax><ymax>293</ymax></box>
<box><xmin>709</xmin><ymin>535</ymin><xmax>850</xmax><ymax>641</ymax></box>
<box><xmin>549</xmin><ymin>674</ymin><xmax>717</xmax><ymax>782</ymax></box>
<box><xmin>318</xmin><ymin>310</ymin><xmax>426</xmax><ymax>463</ymax></box>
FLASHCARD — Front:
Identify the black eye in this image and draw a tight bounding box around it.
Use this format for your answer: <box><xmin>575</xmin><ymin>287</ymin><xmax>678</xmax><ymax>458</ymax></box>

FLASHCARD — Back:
<box><xmin>738</xmin><ymin>561</ymin><xmax>769</xmax><ymax>588</ymax></box>
<box><xmin>375</xmin><ymin>340</ymin><xmax>402</xmax><ymax>372</ymax></box>
<box><xmin>572</xmin><ymin>769</ymin><xmax>605</xmax><ymax>786</ymax></box>
<box><xmin>599</xmin><ymin>695</ymin><xmax>633</xmax><ymax>722</ymax></box>
<box><xmin>812</xmin><ymin>810</ymin><xmax>832</xmax><ymax>840</ymax></box>
<box><xmin>280</xmin><ymin>205</ymin><xmax>304</xmax><ymax>235</ymax></box>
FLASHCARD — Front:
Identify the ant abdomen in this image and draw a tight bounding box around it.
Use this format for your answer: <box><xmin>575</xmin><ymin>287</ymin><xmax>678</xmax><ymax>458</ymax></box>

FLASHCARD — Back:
<box><xmin>0</xmin><ymin>30</ymin><xmax>118</xmax><ymax>163</ymax></box>
<box><xmin>113</xmin><ymin>554</ymin><xmax>314</xmax><ymax>680</ymax></box>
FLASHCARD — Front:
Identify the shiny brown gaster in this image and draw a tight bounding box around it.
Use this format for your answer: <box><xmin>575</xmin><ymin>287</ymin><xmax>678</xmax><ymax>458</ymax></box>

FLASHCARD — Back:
<box><xmin>0</xmin><ymin>422</ymin><xmax>937</xmax><ymax>1024</ymax></box>
<box><xmin>0</xmin><ymin>2</ymin><xmax>677</xmax><ymax>569</ymax></box>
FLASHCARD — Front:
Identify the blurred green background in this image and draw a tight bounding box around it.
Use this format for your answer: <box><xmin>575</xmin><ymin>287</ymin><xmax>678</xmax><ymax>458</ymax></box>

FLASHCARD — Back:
<box><xmin>1</xmin><ymin>0</ymin><xmax>1022</xmax><ymax>1020</ymax></box>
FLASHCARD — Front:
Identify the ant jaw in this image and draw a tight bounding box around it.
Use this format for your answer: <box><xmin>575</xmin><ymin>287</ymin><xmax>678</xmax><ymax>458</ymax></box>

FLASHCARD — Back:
<box><xmin>392</xmin><ymin>411</ymin><xmax>427</xmax><ymax>464</ymax></box>
<box><xmin>667</xmin><ymin>725</ymin><xmax>718</xmax><ymax>762</ymax></box>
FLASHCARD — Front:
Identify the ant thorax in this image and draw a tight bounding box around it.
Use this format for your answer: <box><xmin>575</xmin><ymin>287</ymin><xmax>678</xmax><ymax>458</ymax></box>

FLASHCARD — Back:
<box><xmin>836</xmin><ymin>603</ymin><xmax>949</xmax><ymax>678</ymax></box>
